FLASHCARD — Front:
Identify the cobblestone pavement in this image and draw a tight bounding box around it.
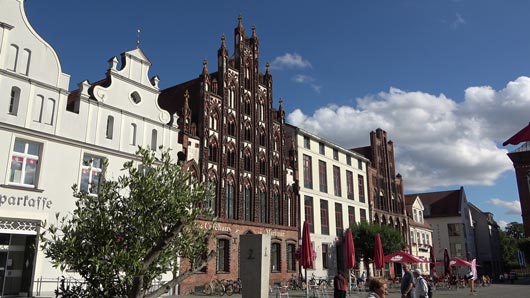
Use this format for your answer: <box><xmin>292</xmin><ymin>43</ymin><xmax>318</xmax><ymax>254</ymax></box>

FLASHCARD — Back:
<box><xmin>175</xmin><ymin>277</ymin><xmax>529</xmax><ymax>298</ymax></box>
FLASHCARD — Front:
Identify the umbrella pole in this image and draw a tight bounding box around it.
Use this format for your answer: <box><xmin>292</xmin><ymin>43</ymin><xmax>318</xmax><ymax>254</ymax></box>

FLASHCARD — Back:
<box><xmin>348</xmin><ymin>269</ymin><xmax>351</xmax><ymax>296</ymax></box>
<box><xmin>305</xmin><ymin>268</ymin><xmax>309</xmax><ymax>298</ymax></box>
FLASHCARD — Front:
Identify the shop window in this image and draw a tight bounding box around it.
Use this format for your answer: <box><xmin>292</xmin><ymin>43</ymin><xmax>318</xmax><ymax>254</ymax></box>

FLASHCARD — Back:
<box><xmin>80</xmin><ymin>153</ymin><xmax>104</xmax><ymax>195</ymax></box>
<box><xmin>9</xmin><ymin>139</ymin><xmax>42</xmax><ymax>187</ymax></box>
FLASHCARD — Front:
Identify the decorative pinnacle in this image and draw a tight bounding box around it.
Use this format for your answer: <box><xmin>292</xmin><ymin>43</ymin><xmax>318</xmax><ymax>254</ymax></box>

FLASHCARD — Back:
<box><xmin>184</xmin><ymin>89</ymin><xmax>190</xmax><ymax>108</ymax></box>
<box><xmin>136</xmin><ymin>28</ymin><xmax>141</xmax><ymax>48</ymax></box>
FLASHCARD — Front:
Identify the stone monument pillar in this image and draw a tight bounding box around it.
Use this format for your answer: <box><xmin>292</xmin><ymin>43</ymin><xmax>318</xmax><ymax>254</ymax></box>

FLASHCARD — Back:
<box><xmin>239</xmin><ymin>234</ymin><xmax>271</xmax><ymax>298</ymax></box>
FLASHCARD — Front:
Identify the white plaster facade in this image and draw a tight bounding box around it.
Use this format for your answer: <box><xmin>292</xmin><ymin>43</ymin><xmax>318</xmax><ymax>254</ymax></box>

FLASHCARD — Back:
<box><xmin>0</xmin><ymin>0</ymin><xmax>183</xmax><ymax>295</ymax></box>
<box><xmin>406</xmin><ymin>195</ymin><xmax>433</xmax><ymax>275</ymax></box>
<box><xmin>289</xmin><ymin>126</ymin><xmax>370</xmax><ymax>278</ymax></box>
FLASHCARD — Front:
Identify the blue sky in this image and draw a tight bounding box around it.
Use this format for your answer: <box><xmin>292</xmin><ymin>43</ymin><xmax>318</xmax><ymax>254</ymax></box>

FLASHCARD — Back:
<box><xmin>24</xmin><ymin>0</ymin><xmax>530</xmax><ymax>229</ymax></box>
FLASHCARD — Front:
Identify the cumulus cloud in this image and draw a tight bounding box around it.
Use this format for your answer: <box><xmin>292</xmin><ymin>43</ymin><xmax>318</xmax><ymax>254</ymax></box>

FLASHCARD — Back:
<box><xmin>270</xmin><ymin>53</ymin><xmax>312</xmax><ymax>70</ymax></box>
<box><xmin>488</xmin><ymin>198</ymin><xmax>521</xmax><ymax>215</ymax></box>
<box><xmin>497</xmin><ymin>220</ymin><xmax>508</xmax><ymax>231</ymax></box>
<box><xmin>287</xmin><ymin>77</ymin><xmax>530</xmax><ymax>191</ymax></box>
<box><xmin>292</xmin><ymin>74</ymin><xmax>322</xmax><ymax>93</ymax></box>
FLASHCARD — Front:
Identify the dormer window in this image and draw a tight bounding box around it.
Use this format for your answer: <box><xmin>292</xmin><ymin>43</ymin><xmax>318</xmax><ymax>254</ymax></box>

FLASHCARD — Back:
<box><xmin>130</xmin><ymin>91</ymin><xmax>141</xmax><ymax>104</ymax></box>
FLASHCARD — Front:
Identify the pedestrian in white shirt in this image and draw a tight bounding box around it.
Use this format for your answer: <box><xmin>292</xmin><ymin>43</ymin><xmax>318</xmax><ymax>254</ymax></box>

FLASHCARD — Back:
<box><xmin>413</xmin><ymin>269</ymin><xmax>429</xmax><ymax>298</ymax></box>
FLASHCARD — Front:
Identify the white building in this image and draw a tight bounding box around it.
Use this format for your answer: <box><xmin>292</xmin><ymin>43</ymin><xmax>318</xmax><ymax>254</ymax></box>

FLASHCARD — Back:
<box><xmin>405</xmin><ymin>195</ymin><xmax>433</xmax><ymax>275</ymax></box>
<box><xmin>0</xmin><ymin>0</ymin><xmax>183</xmax><ymax>295</ymax></box>
<box><xmin>286</xmin><ymin>125</ymin><xmax>370</xmax><ymax>278</ymax></box>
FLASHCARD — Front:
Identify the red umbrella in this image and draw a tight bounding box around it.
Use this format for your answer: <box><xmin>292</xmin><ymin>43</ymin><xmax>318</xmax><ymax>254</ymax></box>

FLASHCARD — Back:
<box><xmin>503</xmin><ymin>122</ymin><xmax>530</xmax><ymax>146</ymax></box>
<box><xmin>301</xmin><ymin>221</ymin><xmax>313</xmax><ymax>297</ymax></box>
<box><xmin>374</xmin><ymin>233</ymin><xmax>384</xmax><ymax>269</ymax></box>
<box><xmin>384</xmin><ymin>251</ymin><xmax>427</xmax><ymax>264</ymax></box>
<box><xmin>429</xmin><ymin>246</ymin><xmax>436</xmax><ymax>276</ymax></box>
<box><xmin>443</xmin><ymin>248</ymin><xmax>451</xmax><ymax>276</ymax></box>
<box><xmin>345</xmin><ymin>228</ymin><xmax>356</xmax><ymax>269</ymax></box>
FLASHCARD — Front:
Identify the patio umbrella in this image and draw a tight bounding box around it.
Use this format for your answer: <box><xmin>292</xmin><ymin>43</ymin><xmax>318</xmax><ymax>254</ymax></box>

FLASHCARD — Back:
<box><xmin>443</xmin><ymin>248</ymin><xmax>451</xmax><ymax>276</ymax></box>
<box><xmin>374</xmin><ymin>233</ymin><xmax>384</xmax><ymax>270</ymax></box>
<box><xmin>301</xmin><ymin>221</ymin><xmax>313</xmax><ymax>298</ymax></box>
<box><xmin>384</xmin><ymin>251</ymin><xmax>427</xmax><ymax>264</ymax></box>
<box><xmin>429</xmin><ymin>245</ymin><xmax>436</xmax><ymax>277</ymax></box>
<box><xmin>344</xmin><ymin>228</ymin><xmax>356</xmax><ymax>293</ymax></box>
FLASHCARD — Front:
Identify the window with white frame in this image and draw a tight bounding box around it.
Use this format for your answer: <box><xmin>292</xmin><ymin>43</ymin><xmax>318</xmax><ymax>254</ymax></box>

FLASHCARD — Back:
<box><xmin>80</xmin><ymin>153</ymin><xmax>104</xmax><ymax>194</ymax></box>
<box><xmin>9</xmin><ymin>139</ymin><xmax>42</xmax><ymax>187</ymax></box>
<box><xmin>130</xmin><ymin>123</ymin><xmax>137</xmax><ymax>145</ymax></box>
<box><xmin>9</xmin><ymin>87</ymin><xmax>21</xmax><ymax>115</ymax></box>
<box><xmin>106</xmin><ymin>116</ymin><xmax>114</xmax><ymax>139</ymax></box>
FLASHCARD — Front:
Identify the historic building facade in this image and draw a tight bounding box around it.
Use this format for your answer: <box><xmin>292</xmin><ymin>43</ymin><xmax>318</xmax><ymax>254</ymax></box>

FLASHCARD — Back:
<box><xmin>285</xmin><ymin>125</ymin><xmax>370</xmax><ymax>278</ymax></box>
<box><xmin>0</xmin><ymin>0</ymin><xmax>181</xmax><ymax>296</ymax></box>
<box><xmin>404</xmin><ymin>194</ymin><xmax>434</xmax><ymax>275</ymax></box>
<box><xmin>158</xmin><ymin>17</ymin><xmax>298</xmax><ymax>293</ymax></box>
<box><xmin>505</xmin><ymin>141</ymin><xmax>530</xmax><ymax>237</ymax></box>
<box><xmin>351</xmin><ymin>129</ymin><xmax>409</xmax><ymax>241</ymax></box>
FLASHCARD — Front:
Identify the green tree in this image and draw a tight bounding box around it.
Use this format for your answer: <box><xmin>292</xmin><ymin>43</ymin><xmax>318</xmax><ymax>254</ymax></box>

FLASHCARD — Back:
<box><xmin>350</xmin><ymin>221</ymin><xmax>405</xmax><ymax>275</ymax></box>
<box><xmin>40</xmin><ymin>148</ymin><xmax>215</xmax><ymax>298</ymax></box>
<box><xmin>505</xmin><ymin>222</ymin><xmax>525</xmax><ymax>240</ymax></box>
<box><xmin>500</xmin><ymin>231</ymin><xmax>518</xmax><ymax>269</ymax></box>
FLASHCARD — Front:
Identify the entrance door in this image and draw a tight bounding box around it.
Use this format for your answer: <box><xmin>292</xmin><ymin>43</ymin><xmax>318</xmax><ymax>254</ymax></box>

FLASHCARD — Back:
<box><xmin>0</xmin><ymin>233</ymin><xmax>9</xmax><ymax>296</ymax></box>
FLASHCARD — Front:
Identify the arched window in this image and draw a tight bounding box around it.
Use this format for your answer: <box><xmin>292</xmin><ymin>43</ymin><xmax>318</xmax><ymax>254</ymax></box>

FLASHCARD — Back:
<box><xmin>244</xmin><ymin>152</ymin><xmax>251</xmax><ymax>171</ymax></box>
<box><xmin>273</xmin><ymin>159</ymin><xmax>280</xmax><ymax>179</ymax></box>
<box><xmin>287</xmin><ymin>243</ymin><xmax>296</xmax><ymax>271</ymax></box>
<box><xmin>271</xmin><ymin>242</ymin><xmax>281</xmax><ymax>272</ymax></box>
<box><xmin>244</xmin><ymin>98</ymin><xmax>251</xmax><ymax>115</ymax></box>
<box><xmin>259</xmin><ymin>102</ymin><xmax>264</xmax><ymax>121</ymax></box>
<box><xmin>273</xmin><ymin>191</ymin><xmax>280</xmax><ymax>225</ymax></box>
<box><xmin>44</xmin><ymin>98</ymin><xmax>55</xmax><ymax>125</ymax></box>
<box><xmin>260</xmin><ymin>188</ymin><xmax>267</xmax><ymax>223</ymax></box>
<box><xmin>259</xmin><ymin>156</ymin><xmax>266</xmax><ymax>175</ymax></box>
<box><xmin>9</xmin><ymin>87</ymin><xmax>21</xmax><ymax>115</ymax></box>
<box><xmin>217</xmin><ymin>238</ymin><xmax>230</xmax><ymax>272</ymax></box>
<box><xmin>207</xmin><ymin>177</ymin><xmax>217</xmax><ymax>215</ymax></box>
<box><xmin>106</xmin><ymin>116</ymin><xmax>114</xmax><ymax>139</ymax></box>
<box><xmin>33</xmin><ymin>95</ymin><xmax>44</xmax><ymax>123</ymax></box>
<box><xmin>8</xmin><ymin>44</ymin><xmax>18</xmax><ymax>72</ymax></box>
<box><xmin>229</xmin><ymin>88</ymin><xmax>235</xmax><ymax>108</ymax></box>
<box><xmin>209</xmin><ymin>111</ymin><xmax>219</xmax><ymax>131</ymax></box>
<box><xmin>130</xmin><ymin>123</ymin><xmax>137</xmax><ymax>145</ymax></box>
<box><xmin>227</xmin><ymin>119</ymin><xmax>236</xmax><ymax>136</ymax></box>
<box><xmin>130</xmin><ymin>91</ymin><xmax>141</xmax><ymax>104</ymax></box>
<box><xmin>151</xmin><ymin>129</ymin><xmax>158</xmax><ymax>150</ymax></box>
<box><xmin>225</xmin><ymin>180</ymin><xmax>235</xmax><ymax>219</ymax></box>
<box><xmin>20</xmin><ymin>49</ymin><xmax>31</xmax><ymax>75</ymax></box>
<box><xmin>209</xmin><ymin>140</ymin><xmax>218</xmax><ymax>163</ymax></box>
<box><xmin>243</xmin><ymin>184</ymin><xmax>253</xmax><ymax>221</ymax></box>
<box><xmin>227</xmin><ymin>147</ymin><xmax>236</xmax><ymax>168</ymax></box>
<box><xmin>244</xmin><ymin>125</ymin><xmax>251</xmax><ymax>141</ymax></box>
<box><xmin>259</xmin><ymin>130</ymin><xmax>266</xmax><ymax>146</ymax></box>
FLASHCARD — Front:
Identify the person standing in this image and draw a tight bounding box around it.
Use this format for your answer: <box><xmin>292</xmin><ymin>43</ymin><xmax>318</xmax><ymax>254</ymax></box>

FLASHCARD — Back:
<box><xmin>401</xmin><ymin>263</ymin><xmax>414</xmax><ymax>298</ymax></box>
<box><xmin>413</xmin><ymin>269</ymin><xmax>429</xmax><ymax>298</ymax></box>
<box><xmin>367</xmin><ymin>278</ymin><xmax>388</xmax><ymax>298</ymax></box>
<box><xmin>334</xmin><ymin>271</ymin><xmax>348</xmax><ymax>298</ymax></box>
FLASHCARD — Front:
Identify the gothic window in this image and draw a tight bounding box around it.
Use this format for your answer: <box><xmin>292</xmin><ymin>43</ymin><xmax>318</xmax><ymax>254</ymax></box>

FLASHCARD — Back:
<box><xmin>244</xmin><ymin>152</ymin><xmax>251</xmax><ymax>171</ymax></box>
<box><xmin>243</xmin><ymin>184</ymin><xmax>253</xmax><ymax>221</ymax></box>
<box><xmin>273</xmin><ymin>159</ymin><xmax>280</xmax><ymax>179</ymax></box>
<box><xmin>209</xmin><ymin>111</ymin><xmax>219</xmax><ymax>131</ymax></box>
<box><xmin>259</xmin><ymin>188</ymin><xmax>267</xmax><ymax>223</ymax></box>
<box><xmin>244</xmin><ymin>98</ymin><xmax>251</xmax><ymax>115</ymax></box>
<box><xmin>244</xmin><ymin>124</ymin><xmax>251</xmax><ymax>141</ymax></box>
<box><xmin>225</xmin><ymin>180</ymin><xmax>235</xmax><ymax>219</ymax></box>
<box><xmin>228</xmin><ymin>88</ymin><xmax>235</xmax><ymax>108</ymax></box>
<box><xmin>273</xmin><ymin>191</ymin><xmax>280</xmax><ymax>225</ymax></box>
<box><xmin>227</xmin><ymin>117</ymin><xmax>236</xmax><ymax>136</ymax></box>
<box><xmin>259</xmin><ymin>102</ymin><xmax>264</xmax><ymax>121</ymax></box>
<box><xmin>259</xmin><ymin>156</ymin><xmax>266</xmax><ymax>175</ymax></box>
<box><xmin>207</xmin><ymin>177</ymin><xmax>217</xmax><ymax>214</ymax></box>
<box><xmin>227</xmin><ymin>146</ymin><xmax>236</xmax><ymax>168</ymax></box>
<box><xmin>259</xmin><ymin>129</ymin><xmax>266</xmax><ymax>146</ymax></box>
<box><xmin>208</xmin><ymin>140</ymin><xmax>218</xmax><ymax>163</ymax></box>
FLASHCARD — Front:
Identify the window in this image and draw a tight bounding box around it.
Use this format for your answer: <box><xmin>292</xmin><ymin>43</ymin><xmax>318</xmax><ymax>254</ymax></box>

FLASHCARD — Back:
<box><xmin>151</xmin><ymin>129</ymin><xmax>158</xmax><ymax>151</ymax></box>
<box><xmin>335</xmin><ymin>203</ymin><xmax>343</xmax><ymax>236</ymax></box>
<box><xmin>271</xmin><ymin>243</ymin><xmax>281</xmax><ymax>272</ymax></box>
<box><xmin>303</xmin><ymin>136</ymin><xmax>310</xmax><ymax>149</ymax></box>
<box><xmin>448</xmin><ymin>223</ymin><xmax>462</xmax><ymax>236</ymax></box>
<box><xmin>260</xmin><ymin>189</ymin><xmax>268</xmax><ymax>223</ymax></box>
<box><xmin>348</xmin><ymin>206</ymin><xmax>355</xmax><ymax>226</ymax></box>
<box><xmin>319</xmin><ymin>160</ymin><xmax>327</xmax><ymax>193</ymax></box>
<box><xmin>413</xmin><ymin>209</ymin><xmax>418</xmax><ymax>222</ymax></box>
<box><xmin>360</xmin><ymin>209</ymin><xmax>367</xmax><ymax>222</ymax></box>
<box><xmin>33</xmin><ymin>95</ymin><xmax>44</xmax><ymax>123</ymax></box>
<box><xmin>244</xmin><ymin>125</ymin><xmax>251</xmax><ymax>141</ymax></box>
<box><xmin>80</xmin><ymin>153</ymin><xmax>104</xmax><ymax>194</ymax></box>
<box><xmin>44</xmin><ymin>98</ymin><xmax>55</xmax><ymax>125</ymax></box>
<box><xmin>358</xmin><ymin>175</ymin><xmax>365</xmax><ymax>203</ymax></box>
<box><xmin>244</xmin><ymin>99</ymin><xmax>251</xmax><ymax>115</ymax></box>
<box><xmin>9</xmin><ymin>87</ymin><xmax>20</xmax><ymax>115</ymax></box>
<box><xmin>217</xmin><ymin>238</ymin><xmax>230</xmax><ymax>272</ymax></box>
<box><xmin>208</xmin><ymin>141</ymin><xmax>218</xmax><ymax>163</ymax></box>
<box><xmin>273</xmin><ymin>192</ymin><xmax>280</xmax><ymax>225</ymax></box>
<box><xmin>130</xmin><ymin>123</ymin><xmax>137</xmax><ymax>145</ymax></box>
<box><xmin>105</xmin><ymin>116</ymin><xmax>114</xmax><ymax>139</ymax></box>
<box><xmin>20</xmin><ymin>48</ymin><xmax>31</xmax><ymax>75</ymax></box>
<box><xmin>259</xmin><ymin>130</ymin><xmax>266</xmax><ymax>146</ymax></box>
<box><xmin>227</xmin><ymin>147</ymin><xmax>236</xmax><ymax>168</ymax></box>
<box><xmin>209</xmin><ymin>112</ymin><xmax>218</xmax><ymax>131</ymax></box>
<box><xmin>130</xmin><ymin>91</ymin><xmax>141</xmax><ymax>104</ymax></box>
<box><xmin>273</xmin><ymin>160</ymin><xmax>280</xmax><ymax>179</ymax></box>
<box><xmin>259</xmin><ymin>103</ymin><xmax>264</xmax><ymax>121</ymax></box>
<box><xmin>410</xmin><ymin>231</ymin><xmax>415</xmax><ymax>244</ymax></box>
<box><xmin>287</xmin><ymin>243</ymin><xmax>296</xmax><ymax>271</ymax></box>
<box><xmin>346</xmin><ymin>155</ymin><xmax>351</xmax><ymax>166</ymax></box>
<box><xmin>259</xmin><ymin>157</ymin><xmax>266</xmax><ymax>175</ymax></box>
<box><xmin>8</xmin><ymin>44</ymin><xmax>18</xmax><ymax>72</ymax></box>
<box><xmin>346</xmin><ymin>170</ymin><xmax>354</xmax><ymax>200</ymax></box>
<box><xmin>322</xmin><ymin>243</ymin><xmax>329</xmax><ymax>269</ymax></box>
<box><xmin>333</xmin><ymin>166</ymin><xmax>341</xmax><ymax>197</ymax></box>
<box><xmin>228</xmin><ymin>88</ymin><xmax>235</xmax><ymax>108</ymax></box>
<box><xmin>207</xmin><ymin>178</ymin><xmax>217</xmax><ymax>214</ymax></box>
<box><xmin>319</xmin><ymin>142</ymin><xmax>325</xmax><ymax>155</ymax></box>
<box><xmin>304</xmin><ymin>196</ymin><xmax>314</xmax><ymax>233</ymax></box>
<box><xmin>227</xmin><ymin>119</ymin><xmax>235</xmax><ymax>136</ymax></box>
<box><xmin>9</xmin><ymin>139</ymin><xmax>41</xmax><ymax>187</ymax></box>
<box><xmin>244</xmin><ymin>153</ymin><xmax>251</xmax><ymax>171</ymax></box>
<box><xmin>333</xmin><ymin>149</ymin><xmax>339</xmax><ymax>161</ymax></box>
<box><xmin>358</xmin><ymin>159</ymin><xmax>363</xmax><ymax>170</ymax></box>
<box><xmin>225</xmin><ymin>181</ymin><xmax>235</xmax><ymax>219</ymax></box>
<box><xmin>419</xmin><ymin>211</ymin><xmax>423</xmax><ymax>223</ymax></box>
<box><xmin>303</xmin><ymin>155</ymin><xmax>313</xmax><ymax>189</ymax></box>
<box><xmin>320</xmin><ymin>199</ymin><xmax>329</xmax><ymax>235</ymax></box>
<box><xmin>417</xmin><ymin>232</ymin><xmax>421</xmax><ymax>244</ymax></box>
<box><xmin>244</xmin><ymin>185</ymin><xmax>252</xmax><ymax>221</ymax></box>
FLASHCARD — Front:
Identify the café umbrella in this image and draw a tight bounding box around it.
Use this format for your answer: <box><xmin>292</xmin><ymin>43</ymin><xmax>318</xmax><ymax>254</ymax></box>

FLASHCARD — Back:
<box><xmin>300</xmin><ymin>221</ymin><xmax>314</xmax><ymax>298</ymax></box>
<box><xmin>344</xmin><ymin>228</ymin><xmax>356</xmax><ymax>292</ymax></box>
<box><xmin>374</xmin><ymin>233</ymin><xmax>384</xmax><ymax>270</ymax></box>
<box><xmin>444</xmin><ymin>248</ymin><xmax>451</xmax><ymax>276</ymax></box>
<box><xmin>384</xmin><ymin>251</ymin><xmax>427</xmax><ymax>264</ymax></box>
<box><xmin>429</xmin><ymin>245</ymin><xmax>436</xmax><ymax>277</ymax></box>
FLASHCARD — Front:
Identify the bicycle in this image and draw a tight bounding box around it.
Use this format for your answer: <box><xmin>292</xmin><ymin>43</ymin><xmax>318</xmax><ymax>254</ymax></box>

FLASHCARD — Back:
<box><xmin>203</xmin><ymin>279</ymin><xmax>234</xmax><ymax>296</ymax></box>
<box><xmin>288</xmin><ymin>274</ymin><xmax>307</xmax><ymax>290</ymax></box>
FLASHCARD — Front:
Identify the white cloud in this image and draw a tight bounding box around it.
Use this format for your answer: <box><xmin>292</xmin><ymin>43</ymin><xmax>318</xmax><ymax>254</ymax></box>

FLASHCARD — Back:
<box><xmin>287</xmin><ymin>77</ymin><xmax>530</xmax><ymax>191</ymax></box>
<box><xmin>488</xmin><ymin>198</ymin><xmax>521</xmax><ymax>215</ymax></box>
<box><xmin>270</xmin><ymin>53</ymin><xmax>312</xmax><ymax>70</ymax></box>
<box><xmin>451</xmin><ymin>13</ymin><xmax>466</xmax><ymax>29</ymax></box>
<box><xmin>498</xmin><ymin>220</ymin><xmax>508</xmax><ymax>231</ymax></box>
<box><xmin>292</xmin><ymin>74</ymin><xmax>322</xmax><ymax>93</ymax></box>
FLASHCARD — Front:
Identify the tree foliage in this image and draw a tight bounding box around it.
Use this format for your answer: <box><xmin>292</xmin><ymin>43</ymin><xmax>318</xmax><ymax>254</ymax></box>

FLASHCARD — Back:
<box><xmin>40</xmin><ymin>147</ymin><xmax>215</xmax><ymax>298</ymax></box>
<box><xmin>505</xmin><ymin>222</ymin><xmax>525</xmax><ymax>240</ymax></box>
<box><xmin>349</xmin><ymin>221</ymin><xmax>405</xmax><ymax>264</ymax></box>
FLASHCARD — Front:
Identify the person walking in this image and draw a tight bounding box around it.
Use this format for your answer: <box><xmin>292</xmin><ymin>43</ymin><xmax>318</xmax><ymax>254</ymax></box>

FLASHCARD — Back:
<box><xmin>401</xmin><ymin>263</ymin><xmax>414</xmax><ymax>298</ymax></box>
<box><xmin>413</xmin><ymin>269</ymin><xmax>429</xmax><ymax>298</ymax></box>
<box><xmin>334</xmin><ymin>271</ymin><xmax>348</xmax><ymax>298</ymax></box>
<box><xmin>367</xmin><ymin>278</ymin><xmax>388</xmax><ymax>298</ymax></box>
